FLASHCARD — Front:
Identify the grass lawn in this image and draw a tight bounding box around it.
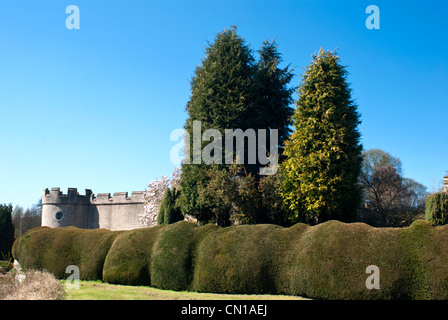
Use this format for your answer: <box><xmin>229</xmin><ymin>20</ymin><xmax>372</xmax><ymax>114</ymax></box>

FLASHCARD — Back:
<box><xmin>62</xmin><ymin>280</ymin><xmax>309</xmax><ymax>300</ymax></box>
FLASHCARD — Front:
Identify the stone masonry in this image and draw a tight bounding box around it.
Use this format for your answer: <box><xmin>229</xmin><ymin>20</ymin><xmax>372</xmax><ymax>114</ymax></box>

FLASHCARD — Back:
<box><xmin>41</xmin><ymin>187</ymin><xmax>145</xmax><ymax>230</ymax></box>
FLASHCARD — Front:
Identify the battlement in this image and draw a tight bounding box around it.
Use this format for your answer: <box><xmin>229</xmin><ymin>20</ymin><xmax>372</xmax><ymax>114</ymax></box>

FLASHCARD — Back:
<box><xmin>42</xmin><ymin>187</ymin><xmax>92</xmax><ymax>205</ymax></box>
<box><xmin>92</xmin><ymin>191</ymin><xmax>145</xmax><ymax>205</ymax></box>
<box><xmin>42</xmin><ymin>187</ymin><xmax>144</xmax><ymax>205</ymax></box>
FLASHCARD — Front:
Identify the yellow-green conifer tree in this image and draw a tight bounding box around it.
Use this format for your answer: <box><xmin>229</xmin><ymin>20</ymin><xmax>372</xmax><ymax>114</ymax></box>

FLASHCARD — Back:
<box><xmin>282</xmin><ymin>49</ymin><xmax>363</xmax><ymax>225</ymax></box>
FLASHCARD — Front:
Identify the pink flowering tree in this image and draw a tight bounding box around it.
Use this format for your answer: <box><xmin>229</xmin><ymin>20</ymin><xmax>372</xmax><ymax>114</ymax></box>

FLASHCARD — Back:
<box><xmin>138</xmin><ymin>167</ymin><xmax>181</xmax><ymax>227</ymax></box>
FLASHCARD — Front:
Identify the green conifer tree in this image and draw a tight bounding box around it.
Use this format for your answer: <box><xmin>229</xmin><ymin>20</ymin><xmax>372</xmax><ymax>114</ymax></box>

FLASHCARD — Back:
<box><xmin>255</xmin><ymin>40</ymin><xmax>295</xmax><ymax>158</ymax></box>
<box><xmin>282</xmin><ymin>49</ymin><xmax>363</xmax><ymax>225</ymax></box>
<box><xmin>158</xmin><ymin>188</ymin><xmax>183</xmax><ymax>225</ymax></box>
<box><xmin>180</xmin><ymin>26</ymin><xmax>257</xmax><ymax>225</ymax></box>
<box><xmin>180</xmin><ymin>27</ymin><xmax>294</xmax><ymax>226</ymax></box>
<box><xmin>0</xmin><ymin>204</ymin><xmax>15</xmax><ymax>259</ymax></box>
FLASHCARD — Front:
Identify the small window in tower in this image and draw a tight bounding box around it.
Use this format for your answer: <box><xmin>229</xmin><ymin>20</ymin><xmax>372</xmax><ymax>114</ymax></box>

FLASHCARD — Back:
<box><xmin>55</xmin><ymin>212</ymin><xmax>63</xmax><ymax>220</ymax></box>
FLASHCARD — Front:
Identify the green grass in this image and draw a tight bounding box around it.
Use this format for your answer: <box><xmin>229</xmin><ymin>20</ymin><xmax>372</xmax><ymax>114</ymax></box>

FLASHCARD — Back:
<box><xmin>62</xmin><ymin>280</ymin><xmax>309</xmax><ymax>300</ymax></box>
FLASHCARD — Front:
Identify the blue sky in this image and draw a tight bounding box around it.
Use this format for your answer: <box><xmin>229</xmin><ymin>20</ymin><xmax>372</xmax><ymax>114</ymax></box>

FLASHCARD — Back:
<box><xmin>0</xmin><ymin>0</ymin><xmax>447</xmax><ymax>209</ymax></box>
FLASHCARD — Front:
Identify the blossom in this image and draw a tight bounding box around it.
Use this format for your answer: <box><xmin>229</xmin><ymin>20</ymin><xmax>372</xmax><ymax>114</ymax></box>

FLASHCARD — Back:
<box><xmin>138</xmin><ymin>167</ymin><xmax>181</xmax><ymax>227</ymax></box>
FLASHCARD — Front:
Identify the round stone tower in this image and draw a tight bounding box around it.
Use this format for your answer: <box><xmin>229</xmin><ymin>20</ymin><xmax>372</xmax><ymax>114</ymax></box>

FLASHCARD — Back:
<box><xmin>41</xmin><ymin>188</ymin><xmax>92</xmax><ymax>228</ymax></box>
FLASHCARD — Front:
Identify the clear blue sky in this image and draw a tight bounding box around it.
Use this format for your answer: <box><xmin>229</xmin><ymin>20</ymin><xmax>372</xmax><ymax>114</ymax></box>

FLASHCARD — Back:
<box><xmin>0</xmin><ymin>0</ymin><xmax>447</xmax><ymax>209</ymax></box>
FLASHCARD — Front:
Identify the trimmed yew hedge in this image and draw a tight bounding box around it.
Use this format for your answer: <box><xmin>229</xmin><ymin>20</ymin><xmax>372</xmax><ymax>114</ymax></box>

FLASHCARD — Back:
<box><xmin>12</xmin><ymin>220</ymin><xmax>448</xmax><ymax>299</ymax></box>
<box><xmin>11</xmin><ymin>226</ymin><xmax>121</xmax><ymax>280</ymax></box>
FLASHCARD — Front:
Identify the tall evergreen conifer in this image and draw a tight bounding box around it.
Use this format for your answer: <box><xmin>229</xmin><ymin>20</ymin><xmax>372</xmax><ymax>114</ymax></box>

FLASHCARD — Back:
<box><xmin>180</xmin><ymin>27</ymin><xmax>294</xmax><ymax>226</ymax></box>
<box><xmin>255</xmin><ymin>40</ymin><xmax>295</xmax><ymax>158</ymax></box>
<box><xmin>180</xmin><ymin>27</ymin><xmax>257</xmax><ymax>225</ymax></box>
<box><xmin>282</xmin><ymin>49</ymin><xmax>362</xmax><ymax>225</ymax></box>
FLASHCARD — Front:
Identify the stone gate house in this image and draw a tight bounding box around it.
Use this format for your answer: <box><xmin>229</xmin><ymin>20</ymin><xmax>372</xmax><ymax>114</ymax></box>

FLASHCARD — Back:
<box><xmin>41</xmin><ymin>188</ymin><xmax>144</xmax><ymax>230</ymax></box>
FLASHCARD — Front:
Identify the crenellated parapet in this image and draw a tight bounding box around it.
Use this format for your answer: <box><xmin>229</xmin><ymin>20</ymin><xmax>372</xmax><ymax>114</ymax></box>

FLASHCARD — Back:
<box><xmin>92</xmin><ymin>191</ymin><xmax>145</xmax><ymax>205</ymax></box>
<box><xmin>42</xmin><ymin>187</ymin><xmax>92</xmax><ymax>205</ymax></box>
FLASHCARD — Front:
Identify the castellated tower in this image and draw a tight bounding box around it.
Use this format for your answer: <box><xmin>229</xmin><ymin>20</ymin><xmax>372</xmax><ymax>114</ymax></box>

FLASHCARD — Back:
<box><xmin>41</xmin><ymin>188</ymin><xmax>91</xmax><ymax>229</ymax></box>
<box><xmin>41</xmin><ymin>187</ymin><xmax>145</xmax><ymax>230</ymax></box>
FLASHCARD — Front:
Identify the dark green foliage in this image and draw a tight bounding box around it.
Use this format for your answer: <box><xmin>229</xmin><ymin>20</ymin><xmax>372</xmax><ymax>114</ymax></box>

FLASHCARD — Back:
<box><xmin>195</xmin><ymin>165</ymin><xmax>288</xmax><ymax>225</ymax></box>
<box><xmin>180</xmin><ymin>27</ymin><xmax>294</xmax><ymax>225</ymax></box>
<box><xmin>104</xmin><ymin>222</ymin><xmax>218</xmax><ymax>291</ymax></box>
<box><xmin>255</xmin><ymin>40</ymin><xmax>295</xmax><ymax>157</ymax></box>
<box><xmin>103</xmin><ymin>226</ymin><xmax>162</xmax><ymax>285</ymax></box>
<box><xmin>0</xmin><ymin>204</ymin><xmax>15</xmax><ymax>260</ymax></box>
<box><xmin>196</xmin><ymin>165</ymin><xmax>237</xmax><ymax>226</ymax></box>
<box><xmin>192</xmin><ymin>224</ymin><xmax>289</xmax><ymax>294</ymax></box>
<box><xmin>282</xmin><ymin>49</ymin><xmax>363</xmax><ymax>225</ymax></box>
<box><xmin>179</xmin><ymin>163</ymin><xmax>213</xmax><ymax>225</ymax></box>
<box><xmin>397</xmin><ymin>220</ymin><xmax>434</xmax><ymax>299</ymax></box>
<box><xmin>425</xmin><ymin>192</ymin><xmax>448</xmax><ymax>226</ymax></box>
<box><xmin>12</xmin><ymin>227</ymin><xmax>120</xmax><ymax>279</ymax></box>
<box><xmin>184</xmin><ymin>26</ymin><xmax>256</xmax><ymax>133</ymax></box>
<box><xmin>421</xmin><ymin>223</ymin><xmax>448</xmax><ymax>297</ymax></box>
<box><xmin>258</xmin><ymin>171</ymin><xmax>289</xmax><ymax>226</ymax></box>
<box><xmin>150</xmin><ymin>222</ymin><xmax>198</xmax><ymax>291</ymax></box>
<box><xmin>13</xmin><ymin>220</ymin><xmax>448</xmax><ymax>299</ymax></box>
<box><xmin>158</xmin><ymin>188</ymin><xmax>183</xmax><ymax>225</ymax></box>
<box><xmin>180</xmin><ymin>26</ymin><xmax>256</xmax><ymax>225</ymax></box>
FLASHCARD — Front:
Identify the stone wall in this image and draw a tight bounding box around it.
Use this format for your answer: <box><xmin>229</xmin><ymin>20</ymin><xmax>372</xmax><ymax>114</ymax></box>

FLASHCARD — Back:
<box><xmin>92</xmin><ymin>191</ymin><xmax>144</xmax><ymax>230</ymax></box>
<box><xmin>41</xmin><ymin>188</ymin><xmax>145</xmax><ymax>231</ymax></box>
